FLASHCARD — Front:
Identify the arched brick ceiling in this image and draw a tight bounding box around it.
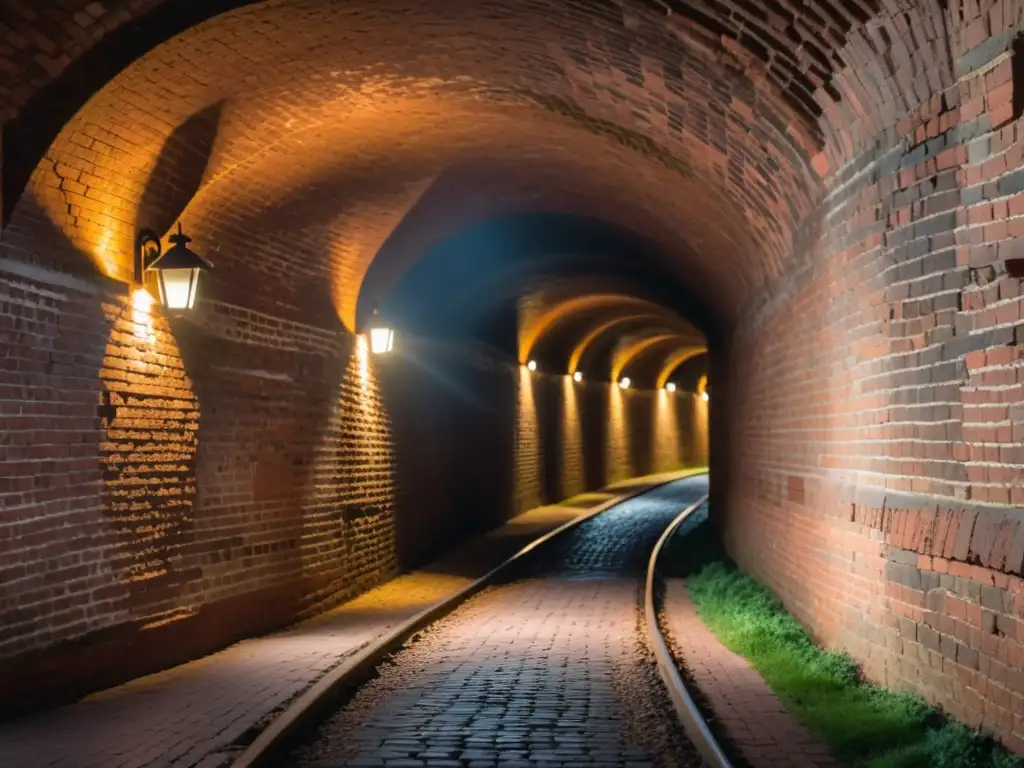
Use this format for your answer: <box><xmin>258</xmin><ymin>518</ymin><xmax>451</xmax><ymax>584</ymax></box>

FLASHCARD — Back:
<box><xmin>379</xmin><ymin>213</ymin><xmax>716</xmax><ymax>345</ymax></box>
<box><xmin>0</xmin><ymin>0</ymin><xmax>897</xmax><ymax>334</ymax></box>
<box><xmin>656</xmin><ymin>348</ymin><xmax>707</xmax><ymax>389</ymax></box>
<box><xmin>610</xmin><ymin>332</ymin><xmax>697</xmax><ymax>381</ymax></box>
<box><xmin>519</xmin><ymin>275</ymin><xmax>705</xmax><ymax>382</ymax></box>
<box><xmin>567</xmin><ymin>314</ymin><xmax>673</xmax><ymax>374</ymax></box>
<box><xmin>521</xmin><ymin>286</ymin><xmax>706</xmax><ymax>387</ymax></box>
<box><xmin>560</xmin><ymin>312</ymin><xmax>698</xmax><ymax>373</ymax></box>
<box><xmin>520</xmin><ymin>293</ymin><xmax>703</xmax><ymax>362</ymax></box>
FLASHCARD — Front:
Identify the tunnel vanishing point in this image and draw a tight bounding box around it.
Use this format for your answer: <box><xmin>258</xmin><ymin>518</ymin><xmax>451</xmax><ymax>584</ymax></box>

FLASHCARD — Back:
<box><xmin>2</xmin><ymin>0</ymin><xmax>1024</xmax><ymax>754</ymax></box>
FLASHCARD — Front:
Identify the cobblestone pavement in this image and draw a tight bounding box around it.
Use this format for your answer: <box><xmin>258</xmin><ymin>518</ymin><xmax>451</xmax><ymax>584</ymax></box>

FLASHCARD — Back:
<box><xmin>287</xmin><ymin>475</ymin><xmax>708</xmax><ymax>768</ymax></box>
<box><xmin>0</xmin><ymin>472</ymin><xmax>692</xmax><ymax>768</ymax></box>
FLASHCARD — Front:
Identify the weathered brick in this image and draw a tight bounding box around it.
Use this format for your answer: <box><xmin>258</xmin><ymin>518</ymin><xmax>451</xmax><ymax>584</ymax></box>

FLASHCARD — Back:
<box><xmin>6</xmin><ymin>0</ymin><xmax>1024</xmax><ymax>757</ymax></box>
<box><xmin>983</xmin><ymin>585</ymin><xmax>1006</xmax><ymax>611</ymax></box>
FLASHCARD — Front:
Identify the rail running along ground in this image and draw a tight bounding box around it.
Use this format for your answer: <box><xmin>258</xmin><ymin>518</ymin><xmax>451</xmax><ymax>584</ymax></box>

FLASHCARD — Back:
<box><xmin>233</xmin><ymin>473</ymin><xmax>723</xmax><ymax>768</ymax></box>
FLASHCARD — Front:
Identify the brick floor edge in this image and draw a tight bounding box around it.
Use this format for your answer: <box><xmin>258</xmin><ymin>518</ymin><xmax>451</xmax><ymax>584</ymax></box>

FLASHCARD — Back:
<box><xmin>660</xmin><ymin>580</ymin><xmax>839</xmax><ymax>768</ymax></box>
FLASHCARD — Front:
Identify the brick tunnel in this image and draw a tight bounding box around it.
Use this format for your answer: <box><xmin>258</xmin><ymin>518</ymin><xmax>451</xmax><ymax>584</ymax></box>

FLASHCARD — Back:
<box><xmin>3</xmin><ymin>0</ymin><xmax>1024</xmax><ymax>764</ymax></box>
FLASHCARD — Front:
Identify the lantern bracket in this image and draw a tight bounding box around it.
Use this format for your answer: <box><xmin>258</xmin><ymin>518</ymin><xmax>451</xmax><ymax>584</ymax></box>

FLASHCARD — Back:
<box><xmin>134</xmin><ymin>228</ymin><xmax>162</xmax><ymax>284</ymax></box>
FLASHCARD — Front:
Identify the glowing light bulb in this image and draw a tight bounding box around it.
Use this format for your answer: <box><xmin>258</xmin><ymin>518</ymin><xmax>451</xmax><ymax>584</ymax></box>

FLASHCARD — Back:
<box><xmin>527</xmin><ymin>360</ymin><xmax>538</xmax><ymax>372</ymax></box>
<box><xmin>701</xmin><ymin>391</ymin><xmax>709</xmax><ymax>402</ymax></box>
<box><xmin>665</xmin><ymin>382</ymin><xmax>677</xmax><ymax>392</ymax></box>
<box><xmin>572</xmin><ymin>371</ymin><xmax>583</xmax><ymax>383</ymax></box>
<box><xmin>619</xmin><ymin>377</ymin><xmax>631</xmax><ymax>390</ymax></box>
<box><xmin>369</xmin><ymin>325</ymin><xmax>395</xmax><ymax>354</ymax></box>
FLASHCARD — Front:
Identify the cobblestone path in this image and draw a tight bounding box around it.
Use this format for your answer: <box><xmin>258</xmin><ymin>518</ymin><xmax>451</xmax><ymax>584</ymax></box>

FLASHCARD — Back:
<box><xmin>287</xmin><ymin>475</ymin><xmax>708</xmax><ymax>768</ymax></box>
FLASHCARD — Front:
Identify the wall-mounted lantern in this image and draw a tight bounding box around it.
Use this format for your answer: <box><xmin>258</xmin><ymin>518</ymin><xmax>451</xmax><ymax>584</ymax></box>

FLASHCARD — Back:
<box><xmin>367</xmin><ymin>304</ymin><xmax>395</xmax><ymax>355</ymax></box>
<box><xmin>572</xmin><ymin>371</ymin><xmax>583</xmax><ymax>383</ymax></box>
<box><xmin>618</xmin><ymin>377</ymin><xmax>631</xmax><ymax>390</ymax></box>
<box><xmin>135</xmin><ymin>223</ymin><xmax>213</xmax><ymax>312</ymax></box>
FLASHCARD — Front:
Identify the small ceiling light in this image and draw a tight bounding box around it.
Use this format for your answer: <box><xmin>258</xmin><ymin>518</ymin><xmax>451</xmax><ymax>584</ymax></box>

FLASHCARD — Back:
<box><xmin>701</xmin><ymin>391</ymin><xmax>709</xmax><ymax>402</ymax></box>
<box><xmin>665</xmin><ymin>382</ymin><xmax>677</xmax><ymax>392</ymax></box>
<box><xmin>367</xmin><ymin>304</ymin><xmax>395</xmax><ymax>354</ymax></box>
<box><xmin>136</xmin><ymin>223</ymin><xmax>213</xmax><ymax>312</ymax></box>
<box><xmin>527</xmin><ymin>360</ymin><xmax>538</xmax><ymax>372</ymax></box>
<box><xmin>619</xmin><ymin>377</ymin><xmax>631</xmax><ymax>390</ymax></box>
<box><xmin>572</xmin><ymin>370</ymin><xmax>583</xmax><ymax>383</ymax></box>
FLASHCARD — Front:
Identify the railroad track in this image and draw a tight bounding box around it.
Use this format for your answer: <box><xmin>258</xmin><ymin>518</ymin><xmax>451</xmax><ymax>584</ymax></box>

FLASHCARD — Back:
<box><xmin>645</xmin><ymin>496</ymin><xmax>731</xmax><ymax>768</ymax></box>
<box><xmin>232</xmin><ymin>474</ymin><xmax>729</xmax><ymax>768</ymax></box>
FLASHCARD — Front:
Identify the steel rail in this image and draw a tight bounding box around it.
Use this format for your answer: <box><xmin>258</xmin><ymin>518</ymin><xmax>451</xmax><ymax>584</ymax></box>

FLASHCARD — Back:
<box><xmin>644</xmin><ymin>493</ymin><xmax>733</xmax><ymax>768</ymax></box>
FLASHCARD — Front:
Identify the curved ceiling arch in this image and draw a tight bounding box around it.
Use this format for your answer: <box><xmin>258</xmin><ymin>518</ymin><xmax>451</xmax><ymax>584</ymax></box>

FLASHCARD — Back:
<box><xmin>567</xmin><ymin>314</ymin><xmax>670</xmax><ymax>375</ymax></box>
<box><xmin>4</xmin><ymin>0</ymin><xmax>846</xmax><ymax>337</ymax></box>
<box><xmin>656</xmin><ymin>348</ymin><xmax>709</xmax><ymax>390</ymax></box>
<box><xmin>380</xmin><ymin>211</ymin><xmax>716</xmax><ymax>344</ymax></box>
<box><xmin>571</xmin><ymin>316</ymin><xmax>687</xmax><ymax>381</ymax></box>
<box><xmin>519</xmin><ymin>293</ymin><xmax>702</xmax><ymax>364</ymax></box>
<box><xmin>609</xmin><ymin>333</ymin><xmax>686</xmax><ymax>383</ymax></box>
<box><xmin>2</xmin><ymin>0</ymin><xmax>896</xmax><ymax>172</ymax></box>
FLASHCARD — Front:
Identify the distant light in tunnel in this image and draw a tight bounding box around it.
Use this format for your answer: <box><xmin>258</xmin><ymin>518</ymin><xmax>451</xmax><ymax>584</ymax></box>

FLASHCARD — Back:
<box><xmin>618</xmin><ymin>377</ymin><xmax>631</xmax><ymax>390</ymax></box>
<box><xmin>527</xmin><ymin>360</ymin><xmax>538</xmax><ymax>372</ymax></box>
<box><xmin>664</xmin><ymin>382</ymin><xmax>676</xmax><ymax>392</ymax></box>
<box><xmin>701</xmin><ymin>391</ymin><xmax>709</xmax><ymax>402</ymax></box>
<box><xmin>572</xmin><ymin>371</ymin><xmax>583</xmax><ymax>383</ymax></box>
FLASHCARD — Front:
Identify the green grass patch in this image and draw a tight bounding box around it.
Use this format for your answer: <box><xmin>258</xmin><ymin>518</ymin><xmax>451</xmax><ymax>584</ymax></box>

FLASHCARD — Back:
<box><xmin>681</xmin><ymin>526</ymin><xmax>1023</xmax><ymax>768</ymax></box>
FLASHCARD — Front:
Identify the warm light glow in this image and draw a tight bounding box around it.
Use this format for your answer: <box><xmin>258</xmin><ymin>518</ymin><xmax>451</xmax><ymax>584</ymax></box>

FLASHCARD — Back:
<box><xmin>568</xmin><ymin>314</ymin><xmax>656</xmax><ymax>375</ymax></box>
<box><xmin>132</xmin><ymin>287</ymin><xmax>154</xmax><ymax>311</ymax></box>
<box><xmin>356</xmin><ymin>334</ymin><xmax>371</xmax><ymax>388</ymax></box>
<box><xmin>157</xmin><ymin>267</ymin><xmax>201</xmax><ymax>311</ymax></box>
<box><xmin>607</xmin><ymin>377</ymin><xmax>629</xmax><ymax>484</ymax></box>
<box><xmin>619</xmin><ymin>377</ymin><xmax>631</xmax><ymax>390</ymax></box>
<box><xmin>654</xmin><ymin>382</ymin><xmax>682</xmax><ymax>471</ymax></box>
<box><xmin>131</xmin><ymin>288</ymin><xmax>156</xmax><ymax>343</ymax></box>
<box><xmin>526</xmin><ymin>360</ymin><xmax>538</xmax><ymax>372</ymax></box>
<box><xmin>516</xmin><ymin>366</ymin><xmax>542</xmax><ymax>512</ymax></box>
<box><xmin>610</xmin><ymin>333</ymin><xmax>679</xmax><ymax>382</ymax></box>
<box><xmin>369</xmin><ymin>325</ymin><xmax>395</xmax><ymax>354</ymax></box>
<box><xmin>701</xmin><ymin>391</ymin><xmax>709</xmax><ymax>402</ymax></box>
<box><xmin>572</xmin><ymin>370</ymin><xmax>583</xmax><ymax>383</ymax></box>
<box><xmin>655</xmin><ymin>348</ymin><xmax>708</xmax><ymax>390</ymax></box>
<box><xmin>521</xmin><ymin>293</ymin><xmax>693</xmax><ymax>364</ymax></box>
<box><xmin>560</xmin><ymin>375</ymin><xmax>584</xmax><ymax>498</ymax></box>
<box><xmin>95</xmin><ymin>229</ymin><xmax>118</xmax><ymax>278</ymax></box>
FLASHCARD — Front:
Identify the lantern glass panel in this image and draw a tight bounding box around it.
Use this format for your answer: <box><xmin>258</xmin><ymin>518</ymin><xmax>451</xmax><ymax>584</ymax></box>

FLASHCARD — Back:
<box><xmin>158</xmin><ymin>267</ymin><xmax>199</xmax><ymax>311</ymax></box>
<box><xmin>370</xmin><ymin>326</ymin><xmax>394</xmax><ymax>354</ymax></box>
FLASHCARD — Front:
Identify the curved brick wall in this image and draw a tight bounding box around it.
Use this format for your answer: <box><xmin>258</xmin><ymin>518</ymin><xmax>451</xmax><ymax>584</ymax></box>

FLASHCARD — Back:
<box><xmin>726</xmin><ymin>1</ymin><xmax>1024</xmax><ymax>751</ymax></box>
<box><xmin>2</xmin><ymin>0</ymin><xmax>830</xmax><ymax>326</ymax></box>
<box><xmin>4</xmin><ymin>0</ymin><xmax>1024</xmax><ymax>752</ymax></box>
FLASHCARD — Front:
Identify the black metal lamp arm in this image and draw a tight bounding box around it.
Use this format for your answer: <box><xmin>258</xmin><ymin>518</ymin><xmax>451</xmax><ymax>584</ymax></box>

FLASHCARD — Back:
<box><xmin>134</xmin><ymin>228</ymin><xmax>162</xmax><ymax>284</ymax></box>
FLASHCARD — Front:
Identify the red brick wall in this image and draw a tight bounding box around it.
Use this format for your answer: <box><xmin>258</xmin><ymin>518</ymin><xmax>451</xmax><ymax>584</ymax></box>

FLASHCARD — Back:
<box><xmin>22</xmin><ymin>0</ymin><xmax>1024</xmax><ymax>749</ymax></box>
<box><xmin>0</xmin><ymin>252</ymin><xmax>705</xmax><ymax>716</ymax></box>
<box><xmin>725</xmin><ymin>1</ymin><xmax>1024</xmax><ymax>752</ymax></box>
